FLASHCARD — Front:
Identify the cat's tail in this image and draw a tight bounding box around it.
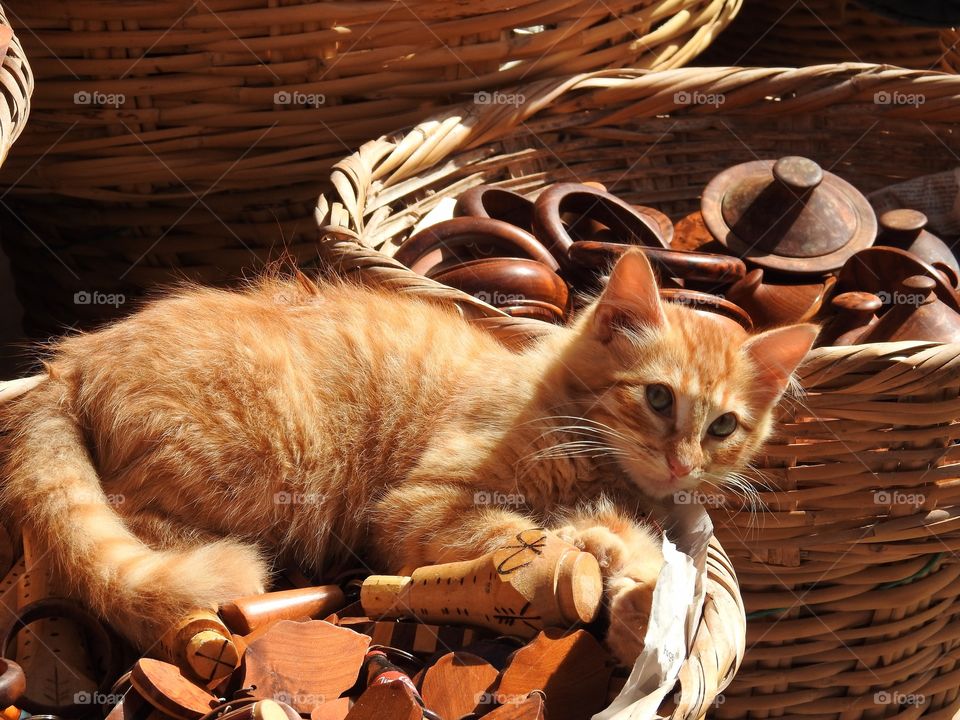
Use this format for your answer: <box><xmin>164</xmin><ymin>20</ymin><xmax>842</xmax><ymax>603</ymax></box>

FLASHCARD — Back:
<box><xmin>0</xmin><ymin>378</ymin><xmax>267</xmax><ymax>648</ymax></box>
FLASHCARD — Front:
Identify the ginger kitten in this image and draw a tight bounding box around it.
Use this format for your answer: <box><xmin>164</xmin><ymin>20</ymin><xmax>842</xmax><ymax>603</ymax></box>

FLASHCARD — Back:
<box><xmin>0</xmin><ymin>250</ymin><xmax>815</xmax><ymax>664</ymax></box>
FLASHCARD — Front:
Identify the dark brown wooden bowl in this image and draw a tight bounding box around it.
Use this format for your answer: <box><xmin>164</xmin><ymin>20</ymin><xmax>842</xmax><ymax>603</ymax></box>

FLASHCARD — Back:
<box><xmin>454</xmin><ymin>185</ymin><xmax>536</xmax><ymax>234</ymax></box>
<box><xmin>395</xmin><ymin>216</ymin><xmax>560</xmax><ymax>275</ymax></box>
<box><xmin>567</xmin><ymin>240</ymin><xmax>746</xmax><ymax>285</ymax></box>
<box><xmin>532</xmin><ymin>183</ymin><xmax>671</xmax><ymax>270</ymax></box>
<box><xmin>431</xmin><ymin>257</ymin><xmax>570</xmax><ymax>320</ymax></box>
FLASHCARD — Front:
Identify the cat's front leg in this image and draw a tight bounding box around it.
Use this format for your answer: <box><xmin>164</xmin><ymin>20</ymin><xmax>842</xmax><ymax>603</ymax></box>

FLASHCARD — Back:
<box><xmin>553</xmin><ymin>500</ymin><xmax>663</xmax><ymax>666</ymax></box>
<box><xmin>368</xmin><ymin>481</ymin><xmax>540</xmax><ymax>571</ymax></box>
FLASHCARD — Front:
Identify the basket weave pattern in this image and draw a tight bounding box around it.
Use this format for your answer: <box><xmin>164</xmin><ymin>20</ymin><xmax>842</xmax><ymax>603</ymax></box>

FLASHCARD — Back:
<box><xmin>317</xmin><ymin>64</ymin><xmax>960</xmax><ymax>719</ymax></box>
<box><xmin>702</xmin><ymin>0</ymin><xmax>945</xmax><ymax>69</ymax></box>
<box><xmin>0</xmin><ymin>0</ymin><xmax>738</xmax><ymax>336</ymax></box>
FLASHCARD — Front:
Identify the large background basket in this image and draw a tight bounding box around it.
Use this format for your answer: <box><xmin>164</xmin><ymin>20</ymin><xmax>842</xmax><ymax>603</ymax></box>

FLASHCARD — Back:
<box><xmin>316</xmin><ymin>63</ymin><xmax>960</xmax><ymax>719</ymax></box>
<box><xmin>0</xmin><ymin>0</ymin><xmax>739</xmax><ymax>338</ymax></box>
<box><xmin>701</xmin><ymin>0</ymin><xmax>946</xmax><ymax>69</ymax></box>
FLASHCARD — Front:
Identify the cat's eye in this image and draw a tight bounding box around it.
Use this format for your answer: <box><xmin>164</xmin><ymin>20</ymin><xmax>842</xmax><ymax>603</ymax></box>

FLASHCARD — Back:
<box><xmin>645</xmin><ymin>384</ymin><xmax>673</xmax><ymax>415</ymax></box>
<box><xmin>708</xmin><ymin>413</ymin><xmax>738</xmax><ymax>438</ymax></box>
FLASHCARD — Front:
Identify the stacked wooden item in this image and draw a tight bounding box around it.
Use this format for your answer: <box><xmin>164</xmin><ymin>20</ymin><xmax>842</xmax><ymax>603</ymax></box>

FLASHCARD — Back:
<box><xmin>389</xmin><ymin>156</ymin><xmax>960</xmax><ymax>346</ymax></box>
<box><xmin>0</xmin><ymin>528</ymin><xmax>633</xmax><ymax>720</ymax></box>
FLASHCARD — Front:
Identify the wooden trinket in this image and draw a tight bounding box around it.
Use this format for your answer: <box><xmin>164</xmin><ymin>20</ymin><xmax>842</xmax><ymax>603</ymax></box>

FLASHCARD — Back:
<box><xmin>395</xmin><ymin>216</ymin><xmax>559</xmax><ymax>275</ymax></box>
<box><xmin>568</xmin><ymin>240</ymin><xmax>746</xmax><ymax>285</ymax></box>
<box><xmin>496</xmin><ymin>629</ymin><xmax>612</xmax><ymax>720</ymax></box>
<box><xmin>701</xmin><ymin>156</ymin><xmax>876</xmax><ymax>275</ymax></box>
<box><xmin>725</xmin><ymin>268</ymin><xmax>836</xmax><ymax>329</ymax></box>
<box><xmin>360</xmin><ymin>528</ymin><xmax>602</xmax><ymax>638</ymax></box>
<box><xmin>419</xmin><ymin>652</ymin><xmax>498</xmax><ymax>719</ymax></box>
<box><xmin>837</xmin><ymin>246</ymin><xmax>960</xmax><ymax>312</ymax></box>
<box><xmin>0</xmin><ymin>660</ymin><xmax>23</xmax><ymax>711</ymax></box>
<box><xmin>335</xmin><ymin>617</ymin><xmax>488</xmax><ymax>657</ymax></box>
<box><xmin>343</xmin><ymin>682</ymin><xmax>422</xmax><ymax>720</ymax></box>
<box><xmin>241</xmin><ymin>620</ymin><xmax>369</xmax><ymax>715</ymax></box>
<box><xmin>130</xmin><ymin>659</ymin><xmax>219</xmax><ymax>720</ymax></box>
<box><xmin>310</xmin><ymin>697</ymin><xmax>353</xmax><ymax>720</ymax></box>
<box><xmin>876</xmin><ymin>208</ymin><xmax>960</xmax><ymax>283</ymax></box>
<box><xmin>431</xmin><ymin>257</ymin><xmax>570</xmax><ymax>322</ymax></box>
<box><xmin>157</xmin><ymin>608</ymin><xmax>239</xmax><ymax>688</ymax></box>
<box><xmin>671</xmin><ymin>210</ymin><xmax>724</xmax><ymax>253</ymax></box>
<box><xmin>220</xmin><ymin>585</ymin><xmax>345</xmax><ymax>635</ymax></box>
<box><xmin>533</xmin><ymin>183</ymin><xmax>671</xmax><ymax>270</ymax></box>
<box><xmin>859</xmin><ymin>275</ymin><xmax>960</xmax><ymax>343</ymax></box>
<box><xmin>483</xmin><ymin>692</ymin><xmax>547</xmax><ymax>719</ymax></box>
<box><xmin>818</xmin><ymin>291</ymin><xmax>883</xmax><ymax>346</ymax></box>
<box><xmin>658</xmin><ymin>288</ymin><xmax>753</xmax><ymax>333</ymax></box>
<box><xmin>454</xmin><ymin>185</ymin><xmax>536</xmax><ymax>234</ymax></box>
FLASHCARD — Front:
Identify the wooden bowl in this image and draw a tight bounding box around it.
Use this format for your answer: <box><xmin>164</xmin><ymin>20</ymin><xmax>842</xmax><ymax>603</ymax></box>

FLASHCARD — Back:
<box><xmin>395</xmin><ymin>217</ymin><xmax>559</xmax><ymax>275</ymax></box>
<box><xmin>431</xmin><ymin>258</ymin><xmax>569</xmax><ymax>321</ymax></box>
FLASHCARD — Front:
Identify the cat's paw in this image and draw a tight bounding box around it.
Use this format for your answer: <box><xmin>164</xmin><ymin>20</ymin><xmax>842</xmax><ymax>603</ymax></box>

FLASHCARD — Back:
<box><xmin>554</xmin><ymin>524</ymin><xmax>630</xmax><ymax>574</ymax></box>
<box><xmin>605</xmin><ymin>574</ymin><xmax>657</xmax><ymax>666</ymax></box>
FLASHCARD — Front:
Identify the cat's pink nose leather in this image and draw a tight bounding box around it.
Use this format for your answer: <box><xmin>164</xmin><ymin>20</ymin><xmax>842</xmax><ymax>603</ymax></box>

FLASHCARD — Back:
<box><xmin>668</xmin><ymin>456</ymin><xmax>692</xmax><ymax>478</ymax></box>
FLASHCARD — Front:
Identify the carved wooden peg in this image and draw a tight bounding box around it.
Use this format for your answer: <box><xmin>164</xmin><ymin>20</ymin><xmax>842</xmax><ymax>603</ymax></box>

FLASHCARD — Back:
<box><xmin>220</xmin><ymin>585</ymin><xmax>346</xmax><ymax>635</ymax></box>
<box><xmin>156</xmin><ymin>608</ymin><xmax>239</xmax><ymax>688</ymax></box>
<box><xmin>360</xmin><ymin>528</ymin><xmax>602</xmax><ymax>638</ymax></box>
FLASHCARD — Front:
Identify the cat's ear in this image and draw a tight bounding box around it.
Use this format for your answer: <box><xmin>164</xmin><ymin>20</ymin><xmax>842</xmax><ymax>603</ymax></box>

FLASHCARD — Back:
<box><xmin>593</xmin><ymin>249</ymin><xmax>665</xmax><ymax>342</ymax></box>
<box><xmin>742</xmin><ymin>324</ymin><xmax>819</xmax><ymax>407</ymax></box>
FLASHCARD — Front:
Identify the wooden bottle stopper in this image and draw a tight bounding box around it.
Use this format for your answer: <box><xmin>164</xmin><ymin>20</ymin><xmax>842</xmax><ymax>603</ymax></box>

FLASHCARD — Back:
<box><xmin>220</xmin><ymin>586</ymin><xmax>346</xmax><ymax>635</ymax></box>
<box><xmin>156</xmin><ymin>608</ymin><xmax>239</xmax><ymax>687</ymax></box>
<box><xmin>360</xmin><ymin>529</ymin><xmax>602</xmax><ymax>638</ymax></box>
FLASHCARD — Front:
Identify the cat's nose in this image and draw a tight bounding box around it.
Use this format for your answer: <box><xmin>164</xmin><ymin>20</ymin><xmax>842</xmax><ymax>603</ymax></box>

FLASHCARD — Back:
<box><xmin>668</xmin><ymin>456</ymin><xmax>692</xmax><ymax>478</ymax></box>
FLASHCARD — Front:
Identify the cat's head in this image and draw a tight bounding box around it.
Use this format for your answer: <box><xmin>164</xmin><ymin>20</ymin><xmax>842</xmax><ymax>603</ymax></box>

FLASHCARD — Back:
<box><xmin>562</xmin><ymin>249</ymin><xmax>817</xmax><ymax>500</ymax></box>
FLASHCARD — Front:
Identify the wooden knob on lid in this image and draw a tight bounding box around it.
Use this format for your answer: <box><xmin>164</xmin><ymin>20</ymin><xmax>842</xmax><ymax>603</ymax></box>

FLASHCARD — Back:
<box><xmin>772</xmin><ymin>156</ymin><xmax>823</xmax><ymax>195</ymax></box>
<box><xmin>879</xmin><ymin>208</ymin><xmax>927</xmax><ymax>246</ymax></box>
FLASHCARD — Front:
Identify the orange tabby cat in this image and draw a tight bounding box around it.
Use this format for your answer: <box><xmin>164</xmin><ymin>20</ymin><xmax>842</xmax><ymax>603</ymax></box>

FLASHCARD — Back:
<box><xmin>0</xmin><ymin>250</ymin><xmax>815</xmax><ymax>664</ymax></box>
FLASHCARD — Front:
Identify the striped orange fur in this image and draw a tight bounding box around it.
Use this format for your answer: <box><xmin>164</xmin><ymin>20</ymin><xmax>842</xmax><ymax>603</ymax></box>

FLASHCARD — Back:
<box><xmin>0</xmin><ymin>251</ymin><xmax>815</xmax><ymax>664</ymax></box>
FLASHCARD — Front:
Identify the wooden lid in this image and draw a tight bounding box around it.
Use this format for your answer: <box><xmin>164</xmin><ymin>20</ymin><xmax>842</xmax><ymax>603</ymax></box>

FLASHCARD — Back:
<box><xmin>702</xmin><ymin>156</ymin><xmax>876</xmax><ymax>275</ymax></box>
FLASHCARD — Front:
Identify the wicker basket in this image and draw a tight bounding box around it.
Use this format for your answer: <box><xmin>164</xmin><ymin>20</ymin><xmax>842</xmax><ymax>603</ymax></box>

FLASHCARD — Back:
<box><xmin>700</xmin><ymin>0</ymin><xmax>945</xmax><ymax>69</ymax></box>
<box><xmin>0</xmin><ymin>0</ymin><xmax>739</xmax><ymax>338</ymax></box>
<box><xmin>316</xmin><ymin>63</ymin><xmax>960</xmax><ymax>719</ymax></box>
<box><xmin>0</xmin><ymin>5</ymin><xmax>31</xmax><ymax>168</ymax></box>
